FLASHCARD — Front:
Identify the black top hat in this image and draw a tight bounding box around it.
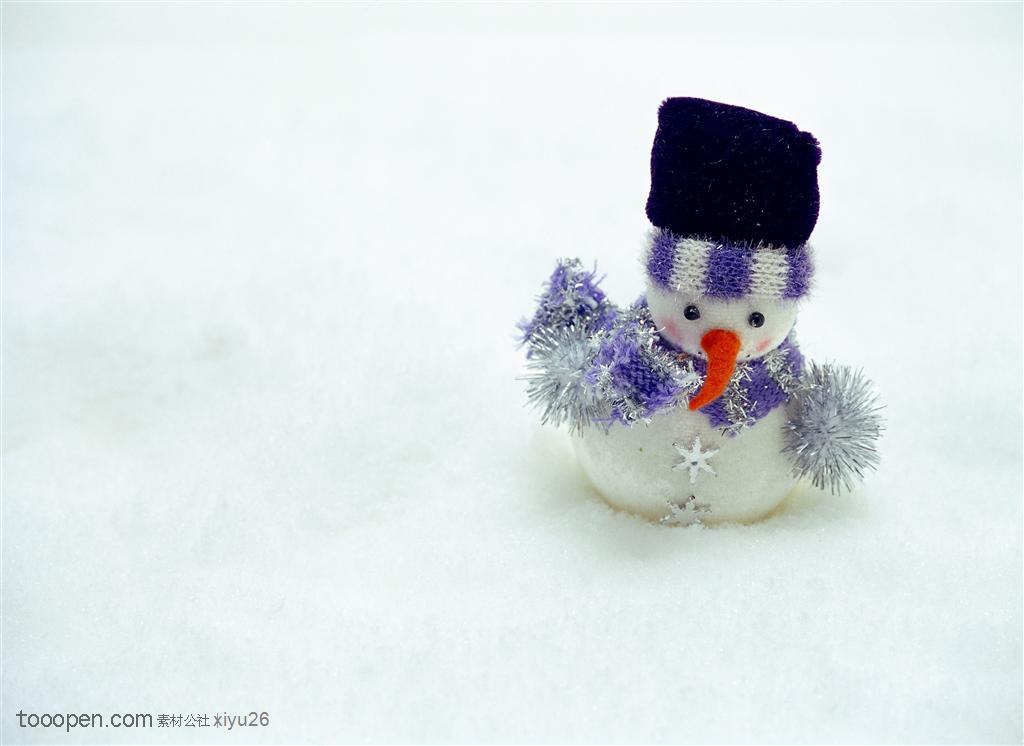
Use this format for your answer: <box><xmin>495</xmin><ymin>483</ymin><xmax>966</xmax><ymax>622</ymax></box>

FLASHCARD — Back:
<box><xmin>646</xmin><ymin>97</ymin><xmax>822</xmax><ymax>249</ymax></box>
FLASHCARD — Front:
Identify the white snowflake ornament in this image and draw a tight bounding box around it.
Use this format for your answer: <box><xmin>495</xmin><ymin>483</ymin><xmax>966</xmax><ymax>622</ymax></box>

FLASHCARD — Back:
<box><xmin>660</xmin><ymin>496</ymin><xmax>711</xmax><ymax>527</ymax></box>
<box><xmin>672</xmin><ymin>435</ymin><xmax>719</xmax><ymax>484</ymax></box>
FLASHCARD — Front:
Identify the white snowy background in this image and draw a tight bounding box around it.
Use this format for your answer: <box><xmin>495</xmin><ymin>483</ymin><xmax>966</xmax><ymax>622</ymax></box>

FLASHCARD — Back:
<box><xmin>4</xmin><ymin>3</ymin><xmax>1022</xmax><ymax>744</ymax></box>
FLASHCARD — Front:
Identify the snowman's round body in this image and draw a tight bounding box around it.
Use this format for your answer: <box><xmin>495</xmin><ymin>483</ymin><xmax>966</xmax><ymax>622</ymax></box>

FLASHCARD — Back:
<box><xmin>573</xmin><ymin>401</ymin><xmax>797</xmax><ymax>524</ymax></box>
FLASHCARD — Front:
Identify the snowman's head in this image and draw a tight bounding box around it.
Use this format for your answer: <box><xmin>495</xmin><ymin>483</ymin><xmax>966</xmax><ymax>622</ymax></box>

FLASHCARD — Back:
<box><xmin>647</xmin><ymin>285</ymin><xmax>798</xmax><ymax>361</ymax></box>
<box><xmin>645</xmin><ymin>231</ymin><xmax>812</xmax><ymax>410</ymax></box>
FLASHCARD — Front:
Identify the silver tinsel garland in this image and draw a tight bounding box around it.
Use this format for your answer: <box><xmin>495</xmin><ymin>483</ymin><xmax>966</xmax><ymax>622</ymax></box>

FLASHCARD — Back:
<box><xmin>594</xmin><ymin>305</ymin><xmax>702</xmax><ymax>426</ymax></box>
<box><xmin>709</xmin><ymin>339</ymin><xmax>800</xmax><ymax>437</ymax></box>
<box><xmin>762</xmin><ymin>343</ymin><xmax>800</xmax><ymax>396</ymax></box>
<box><xmin>520</xmin><ymin>322</ymin><xmax>608</xmax><ymax>434</ymax></box>
<box><xmin>720</xmin><ymin>362</ymin><xmax>755</xmax><ymax>435</ymax></box>
<box><xmin>783</xmin><ymin>362</ymin><xmax>884</xmax><ymax>495</ymax></box>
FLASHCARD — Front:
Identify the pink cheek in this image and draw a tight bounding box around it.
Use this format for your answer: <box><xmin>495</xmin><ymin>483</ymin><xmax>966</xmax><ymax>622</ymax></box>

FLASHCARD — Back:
<box><xmin>755</xmin><ymin>338</ymin><xmax>772</xmax><ymax>353</ymax></box>
<box><xmin>662</xmin><ymin>319</ymin><xmax>682</xmax><ymax>339</ymax></box>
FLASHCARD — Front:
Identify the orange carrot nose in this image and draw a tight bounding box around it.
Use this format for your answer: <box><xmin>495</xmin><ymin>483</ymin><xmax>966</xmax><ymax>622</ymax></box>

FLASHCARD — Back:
<box><xmin>688</xmin><ymin>329</ymin><xmax>741</xmax><ymax>411</ymax></box>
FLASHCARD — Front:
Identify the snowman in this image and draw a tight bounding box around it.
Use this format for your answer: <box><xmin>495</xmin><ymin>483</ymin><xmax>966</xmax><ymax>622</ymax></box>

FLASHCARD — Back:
<box><xmin>519</xmin><ymin>98</ymin><xmax>882</xmax><ymax>525</ymax></box>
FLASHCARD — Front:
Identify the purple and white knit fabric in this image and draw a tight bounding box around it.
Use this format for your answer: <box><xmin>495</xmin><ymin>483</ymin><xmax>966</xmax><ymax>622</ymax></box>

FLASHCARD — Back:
<box><xmin>692</xmin><ymin>334</ymin><xmax>804</xmax><ymax>432</ymax></box>
<box><xmin>645</xmin><ymin>228</ymin><xmax>813</xmax><ymax>300</ymax></box>
<box><xmin>587</xmin><ymin>299</ymin><xmax>803</xmax><ymax>433</ymax></box>
<box><xmin>518</xmin><ymin>258</ymin><xmax>618</xmax><ymax>349</ymax></box>
<box><xmin>518</xmin><ymin>261</ymin><xmax>804</xmax><ymax>435</ymax></box>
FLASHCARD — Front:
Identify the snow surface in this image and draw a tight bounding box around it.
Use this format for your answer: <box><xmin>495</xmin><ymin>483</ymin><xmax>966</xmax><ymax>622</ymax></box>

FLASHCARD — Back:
<box><xmin>3</xmin><ymin>3</ymin><xmax>1022</xmax><ymax>743</ymax></box>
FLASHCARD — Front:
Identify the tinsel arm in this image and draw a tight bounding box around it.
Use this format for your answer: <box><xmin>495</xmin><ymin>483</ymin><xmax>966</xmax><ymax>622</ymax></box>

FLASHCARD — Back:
<box><xmin>517</xmin><ymin>258</ymin><xmax>618</xmax><ymax>351</ymax></box>
<box><xmin>782</xmin><ymin>362</ymin><xmax>884</xmax><ymax>494</ymax></box>
<box><xmin>517</xmin><ymin>275</ymin><xmax>706</xmax><ymax>433</ymax></box>
<box><xmin>517</xmin><ymin>259</ymin><xmax>620</xmax><ymax>433</ymax></box>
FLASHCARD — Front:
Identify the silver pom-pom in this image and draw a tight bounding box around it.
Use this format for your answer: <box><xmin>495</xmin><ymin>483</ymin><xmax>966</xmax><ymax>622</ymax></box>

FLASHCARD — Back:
<box><xmin>783</xmin><ymin>362</ymin><xmax>884</xmax><ymax>495</ymax></box>
<box><xmin>520</xmin><ymin>323</ymin><xmax>607</xmax><ymax>434</ymax></box>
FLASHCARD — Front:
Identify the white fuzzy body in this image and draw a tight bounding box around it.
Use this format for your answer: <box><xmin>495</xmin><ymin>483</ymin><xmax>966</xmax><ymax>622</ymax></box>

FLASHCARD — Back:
<box><xmin>573</xmin><ymin>403</ymin><xmax>797</xmax><ymax>524</ymax></box>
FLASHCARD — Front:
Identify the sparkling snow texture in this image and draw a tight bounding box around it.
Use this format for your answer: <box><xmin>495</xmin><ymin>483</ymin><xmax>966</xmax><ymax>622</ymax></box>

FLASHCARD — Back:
<box><xmin>4</xmin><ymin>4</ymin><xmax>1021</xmax><ymax>743</ymax></box>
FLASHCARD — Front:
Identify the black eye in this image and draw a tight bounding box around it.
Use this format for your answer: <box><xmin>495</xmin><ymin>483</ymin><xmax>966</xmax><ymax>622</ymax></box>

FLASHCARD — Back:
<box><xmin>683</xmin><ymin>305</ymin><xmax>701</xmax><ymax>321</ymax></box>
<box><xmin>748</xmin><ymin>312</ymin><xmax>765</xmax><ymax>328</ymax></box>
